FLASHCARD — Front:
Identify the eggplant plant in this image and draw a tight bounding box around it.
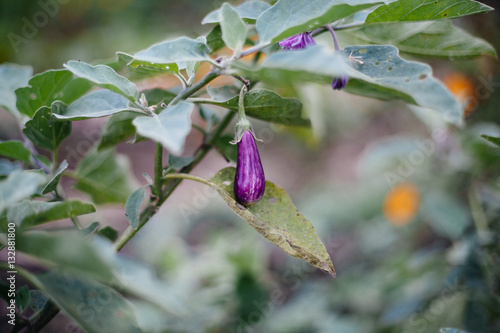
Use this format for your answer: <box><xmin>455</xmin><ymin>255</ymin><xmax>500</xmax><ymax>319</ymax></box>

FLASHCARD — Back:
<box><xmin>0</xmin><ymin>0</ymin><xmax>497</xmax><ymax>332</ymax></box>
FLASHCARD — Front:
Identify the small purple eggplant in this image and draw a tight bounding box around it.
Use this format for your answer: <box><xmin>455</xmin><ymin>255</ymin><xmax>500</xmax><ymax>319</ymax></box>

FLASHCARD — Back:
<box><xmin>234</xmin><ymin>130</ymin><xmax>265</xmax><ymax>206</ymax></box>
<box><xmin>279</xmin><ymin>33</ymin><xmax>316</xmax><ymax>50</ymax></box>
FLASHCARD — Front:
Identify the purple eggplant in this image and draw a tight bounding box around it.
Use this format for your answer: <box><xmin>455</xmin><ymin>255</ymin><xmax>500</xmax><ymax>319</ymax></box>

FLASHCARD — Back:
<box><xmin>234</xmin><ymin>130</ymin><xmax>265</xmax><ymax>205</ymax></box>
<box><xmin>279</xmin><ymin>33</ymin><xmax>316</xmax><ymax>50</ymax></box>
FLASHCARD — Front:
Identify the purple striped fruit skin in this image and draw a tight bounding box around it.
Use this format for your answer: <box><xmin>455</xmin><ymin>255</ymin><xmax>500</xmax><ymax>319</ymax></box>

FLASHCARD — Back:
<box><xmin>234</xmin><ymin>130</ymin><xmax>265</xmax><ymax>205</ymax></box>
<box><xmin>279</xmin><ymin>33</ymin><xmax>316</xmax><ymax>50</ymax></box>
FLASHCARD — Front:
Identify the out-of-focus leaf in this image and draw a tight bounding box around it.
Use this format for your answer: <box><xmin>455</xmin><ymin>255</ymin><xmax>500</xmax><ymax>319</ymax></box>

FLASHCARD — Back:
<box><xmin>17</xmin><ymin>232</ymin><xmax>115</xmax><ymax>280</ymax></box>
<box><xmin>168</xmin><ymin>155</ymin><xmax>194</xmax><ymax>170</ymax></box>
<box><xmin>125</xmin><ymin>187</ymin><xmax>147</xmax><ymax>229</ymax></box>
<box><xmin>53</xmin><ymin>90</ymin><xmax>143</xmax><ymax>121</ymax></box>
<box><xmin>64</xmin><ymin>61</ymin><xmax>139</xmax><ymax>102</ymax></box>
<box><xmin>7</xmin><ymin>200</ymin><xmax>95</xmax><ymax>229</ymax></box>
<box><xmin>209</xmin><ymin>167</ymin><xmax>335</xmax><ymax>276</ymax></box>
<box><xmin>202</xmin><ymin>1</ymin><xmax>271</xmax><ymax>24</ymax></box>
<box><xmin>15</xmin><ymin>70</ymin><xmax>73</xmax><ymax>118</ymax></box>
<box><xmin>0</xmin><ymin>63</ymin><xmax>32</xmax><ymax>117</ymax></box>
<box><xmin>481</xmin><ymin>134</ymin><xmax>500</xmax><ymax>147</ymax></box>
<box><xmin>0</xmin><ymin>170</ymin><xmax>46</xmax><ymax>214</ymax></box>
<box><xmin>344</xmin><ymin>21</ymin><xmax>497</xmax><ymax>58</ymax></box>
<box><xmin>23</xmin><ymin>105</ymin><xmax>71</xmax><ymax>151</ymax></box>
<box><xmin>219</xmin><ymin>4</ymin><xmax>247</xmax><ymax>54</ymax></box>
<box><xmin>256</xmin><ymin>0</ymin><xmax>383</xmax><ymax>44</ymax></box>
<box><xmin>78</xmin><ymin>222</ymin><xmax>100</xmax><ymax>238</ymax></box>
<box><xmin>0</xmin><ymin>140</ymin><xmax>31</xmax><ymax>163</ymax></box>
<box><xmin>440</xmin><ymin>329</ymin><xmax>468</xmax><ymax>333</ymax></box>
<box><xmin>28</xmin><ymin>290</ymin><xmax>48</xmax><ymax>314</ymax></box>
<box><xmin>98</xmin><ymin>112</ymin><xmax>138</xmax><ymax>150</ymax></box>
<box><xmin>16</xmin><ymin>285</ymin><xmax>30</xmax><ymax>311</ymax></box>
<box><xmin>36</xmin><ymin>271</ymin><xmax>141</xmax><ymax>333</ymax></box>
<box><xmin>366</xmin><ymin>0</ymin><xmax>493</xmax><ymax>23</ymax></box>
<box><xmin>74</xmin><ymin>149</ymin><xmax>137</xmax><ymax>205</ymax></box>
<box><xmin>199</xmin><ymin>88</ymin><xmax>308</xmax><ymax>126</ymax></box>
<box><xmin>98</xmin><ymin>226</ymin><xmax>118</xmax><ymax>242</ymax></box>
<box><xmin>0</xmin><ymin>159</ymin><xmax>22</xmax><ymax>176</ymax></box>
<box><xmin>133</xmin><ymin>101</ymin><xmax>194</xmax><ymax>155</ymax></box>
<box><xmin>214</xmin><ymin>134</ymin><xmax>238</xmax><ymax>162</ymax></box>
<box><xmin>42</xmin><ymin>160</ymin><xmax>68</xmax><ymax>194</ymax></box>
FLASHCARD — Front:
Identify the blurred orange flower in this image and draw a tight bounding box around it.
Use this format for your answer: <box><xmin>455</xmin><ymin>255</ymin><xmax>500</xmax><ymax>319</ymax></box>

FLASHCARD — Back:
<box><xmin>442</xmin><ymin>72</ymin><xmax>476</xmax><ymax>117</ymax></box>
<box><xmin>383</xmin><ymin>182</ymin><xmax>420</xmax><ymax>226</ymax></box>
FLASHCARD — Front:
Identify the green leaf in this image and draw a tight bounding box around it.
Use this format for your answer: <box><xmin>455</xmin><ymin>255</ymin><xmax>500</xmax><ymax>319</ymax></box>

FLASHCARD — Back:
<box><xmin>214</xmin><ymin>134</ymin><xmax>238</xmax><ymax>162</ymax></box>
<box><xmin>168</xmin><ymin>155</ymin><xmax>194</xmax><ymax>169</ymax></box>
<box><xmin>200</xmin><ymin>88</ymin><xmax>308</xmax><ymax>126</ymax></box>
<box><xmin>42</xmin><ymin>160</ymin><xmax>68</xmax><ymax>194</ymax></box>
<box><xmin>0</xmin><ymin>140</ymin><xmax>31</xmax><ymax>163</ymax></box>
<box><xmin>16</xmin><ymin>285</ymin><xmax>30</xmax><ymax>312</ymax></box>
<box><xmin>256</xmin><ymin>0</ymin><xmax>383</xmax><ymax>44</ymax></box>
<box><xmin>0</xmin><ymin>63</ymin><xmax>32</xmax><ymax>117</ymax></box>
<box><xmin>220</xmin><ymin>3</ymin><xmax>247</xmax><ymax>54</ymax></box>
<box><xmin>98</xmin><ymin>226</ymin><xmax>118</xmax><ymax>242</ymax></box>
<box><xmin>79</xmin><ymin>221</ymin><xmax>100</xmax><ymax>238</ymax></box>
<box><xmin>210</xmin><ymin>167</ymin><xmax>335</xmax><ymax>276</ymax></box>
<box><xmin>129</xmin><ymin>37</ymin><xmax>211</xmax><ymax>72</ymax></box>
<box><xmin>36</xmin><ymin>272</ymin><xmax>141</xmax><ymax>333</ymax></box>
<box><xmin>0</xmin><ymin>159</ymin><xmax>22</xmax><ymax>176</ymax></box>
<box><xmin>125</xmin><ymin>187</ymin><xmax>146</xmax><ymax>229</ymax></box>
<box><xmin>98</xmin><ymin>112</ymin><xmax>138</xmax><ymax>150</ymax></box>
<box><xmin>15</xmin><ymin>70</ymin><xmax>73</xmax><ymax>118</ymax></box>
<box><xmin>0</xmin><ymin>170</ymin><xmax>46</xmax><ymax>214</ymax></box>
<box><xmin>64</xmin><ymin>61</ymin><xmax>139</xmax><ymax>102</ymax></box>
<box><xmin>17</xmin><ymin>232</ymin><xmax>115</xmax><ymax>280</ymax></box>
<box><xmin>440</xmin><ymin>329</ymin><xmax>468</xmax><ymax>333</ymax></box>
<box><xmin>28</xmin><ymin>290</ymin><xmax>49</xmax><ymax>314</ymax></box>
<box><xmin>202</xmin><ymin>1</ymin><xmax>271</xmax><ymax>24</ymax></box>
<box><xmin>133</xmin><ymin>101</ymin><xmax>194</xmax><ymax>155</ymax></box>
<box><xmin>7</xmin><ymin>200</ymin><xmax>96</xmax><ymax>229</ymax></box>
<box><xmin>206</xmin><ymin>25</ymin><xmax>225</xmax><ymax>53</ymax></box>
<box><xmin>481</xmin><ymin>134</ymin><xmax>500</xmax><ymax>147</ymax></box>
<box><xmin>366</xmin><ymin>0</ymin><xmax>493</xmax><ymax>23</ymax></box>
<box><xmin>344</xmin><ymin>21</ymin><xmax>497</xmax><ymax>58</ymax></box>
<box><xmin>74</xmin><ymin>149</ymin><xmax>137</xmax><ymax>205</ymax></box>
<box><xmin>343</xmin><ymin>45</ymin><xmax>464</xmax><ymax>124</ymax></box>
<box><xmin>53</xmin><ymin>90</ymin><xmax>142</xmax><ymax>121</ymax></box>
<box><xmin>23</xmin><ymin>105</ymin><xmax>71</xmax><ymax>151</ymax></box>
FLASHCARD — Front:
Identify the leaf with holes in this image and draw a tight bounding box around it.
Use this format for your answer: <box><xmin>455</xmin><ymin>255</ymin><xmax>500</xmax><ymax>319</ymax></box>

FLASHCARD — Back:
<box><xmin>366</xmin><ymin>0</ymin><xmax>493</xmax><ymax>23</ymax></box>
<box><xmin>23</xmin><ymin>105</ymin><xmax>71</xmax><ymax>151</ymax></box>
<box><xmin>202</xmin><ymin>1</ymin><xmax>271</xmax><ymax>24</ymax></box>
<box><xmin>7</xmin><ymin>200</ymin><xmax>96</xmax><ymax>229</ymax></box>
<box><xmin>64</xmin><ymin>61</ymin><xmax>139</xmax><ymax>102</ymax></box>
<box><xmin>0</xmin><ymin>140</ymin><xmax>31</xmax><ymax>163</ymax></box>
<box><xmin>74</xmin><ymin>149</ymin><xmax>138</xmax><ymax>205</ymax></box>
<box><xmin>53</xmin><ymin>90</ymin><xmax>143</xmax><ymax>121</ymax></box>
<box><xmin>208</xmin><ymin>167</ymin><xmax>335</xmax><ymax>276</ymax></box>
<box><xmin>256</xmin><ymin>0</ymin><xmax>384</xmax><ymax>44</ymax></box>
<box><xmin>0</xmin><ymin>63</ymin><xmax>32</xmax><ymax>117</ymax></box>
<box><xmin>344</xmin><ymin>21</ymin><xmax>497</xmax><ymax>58</ymax></box>
<box><xmin>133</xmin><ymin>101</ymin><xmax>194</xmax><ymax>155</ymax></box>
<box><xmin>342</xmin><ymin>45</ymin><xmax>463</xmax><ymax>125</ymax></box>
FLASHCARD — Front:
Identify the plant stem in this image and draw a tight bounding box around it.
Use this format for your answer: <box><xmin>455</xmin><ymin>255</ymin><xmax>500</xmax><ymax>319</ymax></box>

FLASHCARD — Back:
<box><xmin>240</xmin><ymin>44</ymin><xmax>264</xmax><ymax>58</ymax></box>
<box><xmin>169</xmin><ymin>68</ymin><xmax>221</xmax><ymax>106</ymax></box>
<box><xmin>326</xmin><ymin>25</ymin><xmax>341</xmax><ymax>51</ymax></box>
<box><xmin>153</xmin><ymin>143</ymin><xmax>163</xmax><ymax>199</ymax></box>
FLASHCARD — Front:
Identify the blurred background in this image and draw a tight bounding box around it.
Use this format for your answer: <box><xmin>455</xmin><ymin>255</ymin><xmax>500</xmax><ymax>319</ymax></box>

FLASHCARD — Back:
<box><xmin>1</xmin><ymin>0</ymin><xmax>500</xmax><ymax>332</ymax></box>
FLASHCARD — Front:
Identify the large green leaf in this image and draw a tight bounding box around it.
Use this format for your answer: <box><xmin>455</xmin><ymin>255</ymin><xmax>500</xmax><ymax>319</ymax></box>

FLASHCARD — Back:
<box><xmin>42</xmin><ymin>160</ymin><xmax>68</xmax><ymax>194</ymax></box>
<box><xmin>74</xmin><ymin>149</ymin><xmax>137</xmax><ymax>205</ymax></box>
<box><xmin>202</xmin><ymin>1</ymin><xmax>271</xmax><ymax>24</ymax></box>
<box><xmin>0</xmin><ymin>140</ymin><xmax>31</xmax><ymax>163</ymax></box>
<box><xmin>199</xmin><ymin>88</ymin><xmax>308</xmax><ymax>126</ymax></box>
<box><xmin>366</xmin><ymin>0</ymin><xmax>493</xmax><ymax>23</ymax></box>
<box><xmin>0</xmin><ymin>170</ymin><xmax>46</xmax><ymax>214</ymax></box>
<box><xmin>344</xmin><ymin>20</ymin><xmax>497</xmax><ymax>58</ymax></box>
<box><xmin>53</xmin><ymin>90</ymin><xmax>143</xmax><ymax>121</ymax></box>
<box><xmin>23</xmin><ymin>104</ymin><xmax>71</xmax><ymax>151</ymax></box>
<box><xmin>342</xmin><ymin>45</ymin><xmax>463</xmax><ymax>124</ymax></box>
<box><xmin>0</xmin><ymin>63</ymin><xmax>32</xmax><ymax>117</ymax></box>
<box><xmin>64</xmin><ymin>61</ymin><xmax>139</xmax><ymax>102</ymax></box>
<box><xmin>15</xmin><ymin>70</ymin><xmax>73</xmax><ymax>118</ymax></box>
<box><xmin>98</xmin><ymin>112</ymin><xmax>138</xmax><ymax>150</ymax></box>
<box><xmin>36</xmin><ymin>272</ymin><xmax>141</xmax><ymax>333</ymax></box>
<box><xmin>125</xmin><ymin>187</ymin><xmax>146</xmax><ymax>229</ymax></box>
<box><xmin>256</xmin><ymin>0</ymin><xmax>383</xmax><ymax>44</ymax></box>
<box><xmin>209</xmin><ymin>167</ymin><xmax>335</xmax><ymax>276</ymax></box>
<box><xmin>220</xmin><ymin>3</ymin><xmax>247</xmax><ymax>54</ymax></box>
<box><xmin>129</xmin><ymin>37</ymin><xmax>211</xmax><ymax>73</ymax></box>
<box><xmin>133</xmin><ymin>101</ymin><xmax>194</xmax><ymax>155</ymax></box>
<box><xmin>17</xmin><ymin>231</ymin><xmax>115</xmax><ymax>280</ymax></box>
<box><xmin>7</xmin><ymin>200</ymin><xmax>96</xmax><ymax>229</ymax></box>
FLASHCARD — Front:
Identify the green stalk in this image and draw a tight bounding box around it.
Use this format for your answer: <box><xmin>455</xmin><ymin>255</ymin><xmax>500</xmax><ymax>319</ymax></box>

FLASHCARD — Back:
<box><xmin>153</xmin><ymin>143</ymin><xmax>163</xmax><ymax>199</ymax></box>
